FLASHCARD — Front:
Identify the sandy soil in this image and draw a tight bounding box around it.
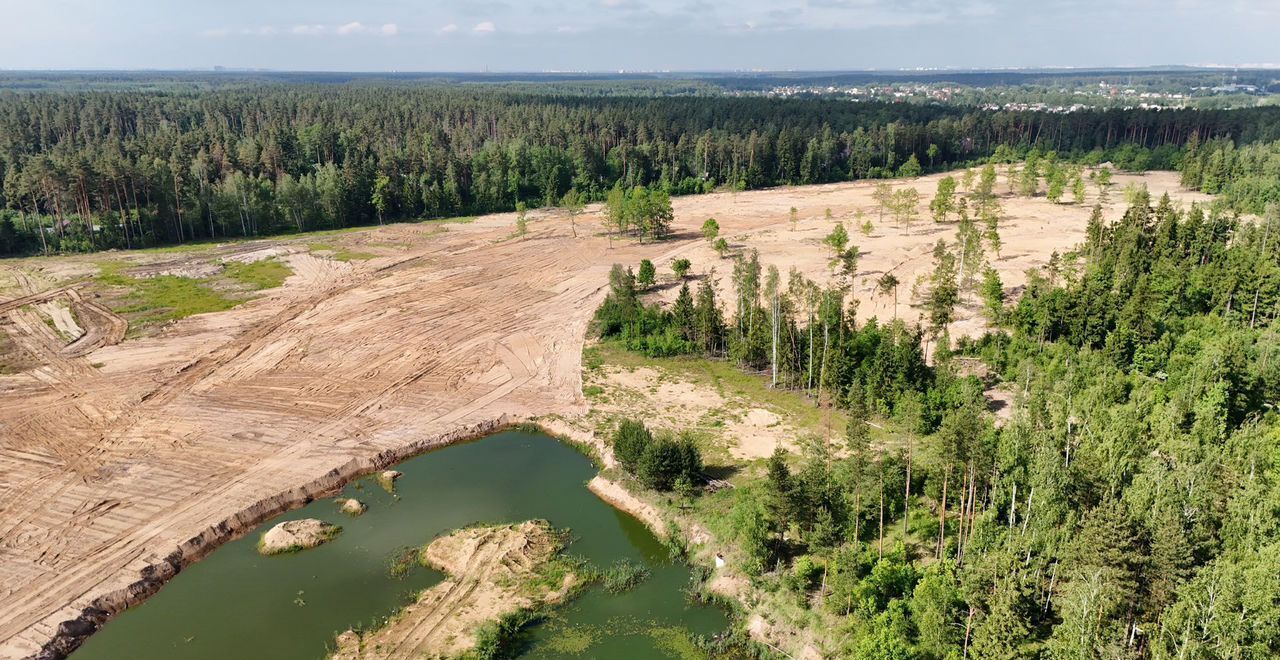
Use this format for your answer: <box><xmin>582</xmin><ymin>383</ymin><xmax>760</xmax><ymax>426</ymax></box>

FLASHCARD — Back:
<box><xmin>587</xmin><ymin>476</ymin><xmax>669</xmax><ymax>537</ymax></box>
<box><xmin>583</xmin><ymin>363</ymin><xmax>799</xmax><ymax>461</ymax></box>
<box><xmin>0</xmin><ymin>170</ymin><xmax>1200</xmax><ymax>659</ymax></box>
<box><xmin>649</xmin><ymin>169</ymin><xmax>1208</xmax><ymax>339</ymax></box>
<box><xmin>257</xmin><ymin>518</ymin><xmax>340</xmax><ymax>555</ymax></box>
<box><xmin>331</xmin><ymin>521</ymin><xmax>562</xmax><ymax>659</ymax></box>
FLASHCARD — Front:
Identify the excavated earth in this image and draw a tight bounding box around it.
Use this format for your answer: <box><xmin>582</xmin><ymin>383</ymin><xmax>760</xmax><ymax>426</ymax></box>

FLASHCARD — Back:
<box><xmin>331</xmin><ymin>520</ymin><xmax>564</xmax><ymax>659</ymax></box>
<box><xmin>0</xmin><ymin>171</ymin><xmax>1208</xmax><ymax>659</ymax></box>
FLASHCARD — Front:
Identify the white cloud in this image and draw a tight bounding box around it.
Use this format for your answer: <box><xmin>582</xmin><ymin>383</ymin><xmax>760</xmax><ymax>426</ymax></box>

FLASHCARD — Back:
<box><xmin>439</xmin><ymin>23</ymin><xmax>460</xmax><ymax>34</ymax></box>
<box><xmin>473</xmin><ymin>21</ymin><xmax>496</xmax><ymax>34</ymax></box>
<box><xmin>291</xmin><ymin>24</ymin><xmax>326</xmax><ymax>36</ymax></box>
<box><xmin>381</xmin><ymin>23</ymin><xmax>399</xmax><ymax>36</ymax></box>
<box><xmin>337</xmin><ymin>21</ymin><xmax>365</xmax><ymax>36</ymax></box>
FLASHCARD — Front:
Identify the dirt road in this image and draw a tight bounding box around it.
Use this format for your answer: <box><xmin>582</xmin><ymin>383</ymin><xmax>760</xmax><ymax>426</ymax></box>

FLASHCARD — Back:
<box><xmin>0</xmin><ymin>171</ymin><xmax>1206</xmax><ymax>658</ymax></box>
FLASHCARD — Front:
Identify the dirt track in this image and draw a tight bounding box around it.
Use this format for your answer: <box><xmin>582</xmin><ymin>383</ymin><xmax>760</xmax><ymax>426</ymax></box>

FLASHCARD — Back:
<box><xmin>0</xmin><ymin>171</ymin><xmax>1207</xmax><ymax>659</ymax></box>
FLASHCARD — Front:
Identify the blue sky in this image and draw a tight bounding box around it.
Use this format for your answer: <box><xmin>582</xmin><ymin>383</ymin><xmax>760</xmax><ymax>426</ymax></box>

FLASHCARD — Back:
<box><xmin>0</xmin><ymin>0</ymin><xmax>1275</xmax><ymax>71</ymax></box>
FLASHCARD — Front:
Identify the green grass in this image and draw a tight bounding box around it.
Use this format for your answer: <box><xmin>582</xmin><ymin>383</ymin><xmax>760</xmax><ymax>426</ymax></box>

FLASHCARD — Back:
<box><xmin>601</xmin><ymin>559</ymin><xmax>651</xmax><ymax>594</ymax></box>
<box><xmin>113</xmin><ymin>276</ymin><xmax>239</xmax><ymax>327</ymax></box>
<box><xmin>224</xmin><ymin>258</ymin><xmax>292</xmax><ymax>289</ymax></box>
<box><xmin>94</xmin><ymin>258</ymin><xmax>294</xmax><ymax>334</ymax></box>
<box><xmin>308</xmin><ymin>243</ymin><xmax>376</xmax><ymax>262</ymax></box>
<box><xmin>387</xmin><ymin>546</ymin><xmax>421</xmax><ymax>579</ymax></box>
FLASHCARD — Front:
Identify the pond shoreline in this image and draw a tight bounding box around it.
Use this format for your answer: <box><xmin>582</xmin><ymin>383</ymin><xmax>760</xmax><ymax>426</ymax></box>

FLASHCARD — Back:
<box><xmin>39</xmin><ymin>416</ymin><xmax>523</xmax><ymax>660</ymax></box>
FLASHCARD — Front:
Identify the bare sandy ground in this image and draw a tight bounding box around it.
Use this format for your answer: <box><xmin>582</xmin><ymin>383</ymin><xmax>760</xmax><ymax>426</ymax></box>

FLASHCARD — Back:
<box><xmin>0</xmin><ymin>170</ymin><xmax>1203</xmax><ymax>658</ymax></box>
<box><xmin>584</xmin><ymin>364</ymin><xmax>800</xmax><ymax>461</ymax></box>
<box><xmin>332</xmin><ymin>521</ymin><xmax>564</xmax><ymax>659</ymax></box>
<box><xmin>650</xmin><ymin>169</ymin><xmax>1208</xmax><ymax>339</ymax></box>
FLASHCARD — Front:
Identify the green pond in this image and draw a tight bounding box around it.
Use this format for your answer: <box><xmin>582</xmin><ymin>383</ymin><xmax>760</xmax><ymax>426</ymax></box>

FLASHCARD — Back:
<box><xmin>74</xmin><ymin>430</ymin><xmax>729</xmax><ymax>659</ymax></box>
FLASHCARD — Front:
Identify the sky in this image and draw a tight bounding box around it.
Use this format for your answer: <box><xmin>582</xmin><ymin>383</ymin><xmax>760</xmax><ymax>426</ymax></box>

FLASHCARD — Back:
<box><xmin>0</xmin><ymin>0</ymin><xmax>1276</xmax><ymax>72</ymax></box>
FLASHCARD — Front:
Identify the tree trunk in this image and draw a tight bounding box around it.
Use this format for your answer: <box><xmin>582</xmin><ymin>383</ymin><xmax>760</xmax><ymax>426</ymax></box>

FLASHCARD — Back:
<box><xmin>878</xmin><ymin>465</ymin><xmax>885</xmax><ymax>559</ymax></box>
<box><xmin>938</xmin><ymin>466</ymin><xmax>949</xmax><ymax>560</ymax></box>
<box><xmin>903</xmin><ymin>435</ymin><xmax>912</xmax><ymax>539</ymax></box>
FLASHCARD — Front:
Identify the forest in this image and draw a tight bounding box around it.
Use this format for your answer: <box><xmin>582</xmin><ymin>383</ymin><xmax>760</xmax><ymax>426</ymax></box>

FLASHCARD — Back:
<box><xmin>3</xmin><ymin>83</ymin><xmax>1280</xmax><ymax>256</ymax></box>
<box><xmin>593</xmin><ymin>160</ymin><xmax>1280</xmax><ymax>658</ymax></box>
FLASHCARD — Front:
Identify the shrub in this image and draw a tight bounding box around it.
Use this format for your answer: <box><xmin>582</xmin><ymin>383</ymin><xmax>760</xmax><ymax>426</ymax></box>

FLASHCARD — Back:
<box><xmin>601</xmin><ymin>559</ymin><xmax>651</xmax><ymax>593</ymax></box>
<box><xmin>612</xmin><ymin>419</ymin><xmax>652</xmax><ymax>473</ymax></box>
<box><xmin>637</xmin><ymin>433</ymin><xmax>702</xmax><ymax>492</ymax></box>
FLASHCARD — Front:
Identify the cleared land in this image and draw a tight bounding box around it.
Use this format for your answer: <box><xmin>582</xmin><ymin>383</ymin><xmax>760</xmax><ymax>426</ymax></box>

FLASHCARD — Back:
<box><xmin>0</xmin><ymin>170</ymin><xmax>1205</xmax><ymax>658</ymax></box>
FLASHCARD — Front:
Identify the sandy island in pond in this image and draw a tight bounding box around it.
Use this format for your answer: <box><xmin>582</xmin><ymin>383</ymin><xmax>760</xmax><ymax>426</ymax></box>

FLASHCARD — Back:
<box><xmin>331</xmin><ymin>520</ymin><xmax>572</xmax><ymax>659</ymax></box>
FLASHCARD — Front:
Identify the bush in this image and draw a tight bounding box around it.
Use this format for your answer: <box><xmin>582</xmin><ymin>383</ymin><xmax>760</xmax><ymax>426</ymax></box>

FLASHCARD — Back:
<box><xmin>469</xmin><ymin>610</ymin><xmax>539</xmax><ymax>660</ymax></box>
<box><xmin>613</xmin><ymin>420</ymin><xmax>702</xmax><ymax>492</ymax></box>
<box><xmin>636</xmin><ymin>433</ymin><xmax>702</xmax><ymax>492</ymax></box>
<box><xmin>612</xmin><ymin>419</ymin><xmax>652</xmax><ymax>474</ymax></box>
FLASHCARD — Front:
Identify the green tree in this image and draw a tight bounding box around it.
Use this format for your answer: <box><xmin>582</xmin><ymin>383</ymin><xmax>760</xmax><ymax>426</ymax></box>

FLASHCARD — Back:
<box><xmin>873</xmin><ymin>182</ymin><xmax>894</xmax><ymax>223</ymax></box>
<box><xmin>636</xmin><ymin>433</ymin><xmax>702</xmax><ymax>491</ymax></box>
<box><xmin>926</xmin><ymin>240</ymin><xmax>959</xmax><ymax>335</ymax></box>
<box><xmin>701</xmin><ymin>217</ymin><xmax>720</xmax><ymax>242</ymax></box>
<box><xmin>713</xmin><ymin>237</ymin><xmax>729</xmax><ymax>258</ymax></box>
<box><xmin>899</xmin><ymin>154</ymin><xmax>923</xmax><ymax>178</ymax></box>
<box><xmin>612</xmin><ymin>419</ymin><xmax>652</xmax><ymax>474</ymax></box>
<box><xmin>637</xmin><ymin>259</ymin><xmax>656</xmax><ymax>289</ymax></box>
<box><xmin>892</xmin><ymin>188</ymin><xmax>921</xmax><ymax>234</ymax></box>
<box><xmin>824</xmin><ymin>222</ymin><xmax>849</xmax><ymax>256</ymax></box>
<box><xmin>878</xmin><ymin>273</ymin><xmax>901</xmax><ymax>319</ymax></box>
<box><xmin>930</xmin><ymin>176</ymin><xmax>958</xmax><ymax>223</ymax></box>
<box><xmin>1091</xmin><ymin>166</ymin><xmax>1114</xmax><ymax>203</ymax></box>
<box><xmin>514</xmin><ymin>201</ymin><xmax>529</xmax><ymax>238</ymax></box>
<box><xmin>671</xmin><ymin>258</ymin><xmax>691</xmax><ymax>280</ymax></box>
<box><xmin>561</xmin><ymin>188</ymin><xmax>585</xmax><ymax>237</ymax></box>
<box><xmin>371</xmin><ymin>174</ymin><xmax>391</xmax><ymax>225</ymax></box>
<box><xmin>856</xmin><ymin>208</ymin><xmax>873</xmax><ymax>236</ymax></box>
<box><xmin>912</xmin><ymin>563</ymin><xmax>964</xmax><ymax>659</ymax></box>
<box><xmin>980</xmin><ymin>267</ymin><xmax>1005</xmax><ymax>325</ymax></box>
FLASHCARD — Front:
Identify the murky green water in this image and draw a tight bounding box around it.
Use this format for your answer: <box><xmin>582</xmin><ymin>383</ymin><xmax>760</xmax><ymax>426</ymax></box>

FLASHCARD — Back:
<box><xmin>74</xmin><ymin>430</ymin><xmax>728</xmax><ymax>659</ymax></box>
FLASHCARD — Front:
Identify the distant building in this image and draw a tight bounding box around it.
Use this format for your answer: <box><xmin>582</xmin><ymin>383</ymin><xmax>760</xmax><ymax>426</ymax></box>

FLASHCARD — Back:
<box><xmin>1211</xmin><ymin>84</ymin><xmax>1260</xmax><ymax>94</ymax></box>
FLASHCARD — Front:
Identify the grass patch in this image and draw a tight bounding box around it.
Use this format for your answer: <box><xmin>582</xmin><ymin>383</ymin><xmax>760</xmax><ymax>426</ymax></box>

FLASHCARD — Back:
<box><xmin>93</xmin><ymin>259</ymin><xmax>292</xmax><ymax>335</ymax></box>
<box><xmin>601</xmin><ymin>559</ymin><xmax>651</xmax><ymax>594</ymax></box>
<box><xmin>421</xmin><ymin>215</ymin><xmax>476</xmax><ymax>226</ymax></box>
<box><xmin>111</xmin><ymin>275</ymin><xmax>239</xmax><ymax>330</ymax></box>
<box><xmin>308</xmin><ymin>243</ymin><xmax>376</xmax><ymax>262</ymax></box>
<box><xmin>224</xmin><ymin>258</ymin><xmax>292</xmax><ymax>289</ymax></box>
<box><xmin>387</xmin><ymin>546</ymin><xmax>421</xmax><ymax>579</ymax></box>
<box><xmin>469</xmin><ymin>610</ymin><xmax>542</xmax><ymax>660</ymax></box>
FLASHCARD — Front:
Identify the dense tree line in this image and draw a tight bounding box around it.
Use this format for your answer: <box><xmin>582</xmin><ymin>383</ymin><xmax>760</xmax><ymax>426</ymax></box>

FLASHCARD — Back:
<box><xmin>1179</xmin><ymin>134</ymin><xmax>1280</xmax><ymax>215</ymax></box>
<box><xmin>596</xmin><ymin>187</ymin><xmax>1280</xmax><ymax>656</ymax></box>
<box><xmin>2</xmin><ymin>84</ymin><xmax>1279</xmax><ymax>255</ymax></box>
